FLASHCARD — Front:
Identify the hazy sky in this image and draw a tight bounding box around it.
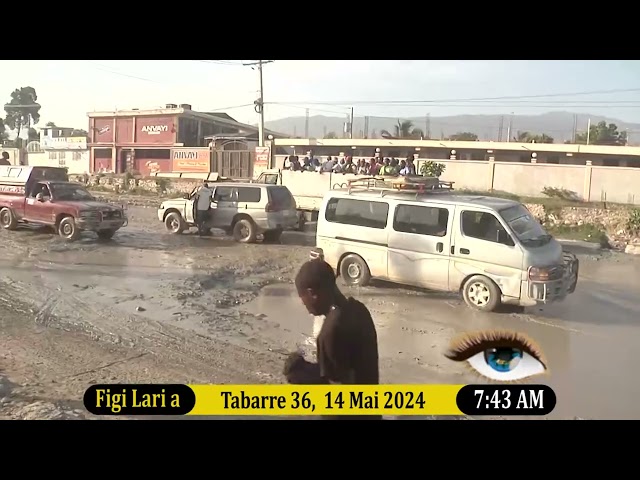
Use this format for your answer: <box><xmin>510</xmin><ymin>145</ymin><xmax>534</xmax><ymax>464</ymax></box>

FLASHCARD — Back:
<box><xmin>2</xmin><ymin>60</ymin><xmax>640</xmax><ymax>129</ymax></box>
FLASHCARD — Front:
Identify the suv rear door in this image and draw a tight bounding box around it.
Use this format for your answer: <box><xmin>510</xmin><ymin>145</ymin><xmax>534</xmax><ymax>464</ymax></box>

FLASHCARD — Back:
<box><xmin>211</xmin><ymin>186</ymin><xmax>237</xmax><ymax>228</ymax></box>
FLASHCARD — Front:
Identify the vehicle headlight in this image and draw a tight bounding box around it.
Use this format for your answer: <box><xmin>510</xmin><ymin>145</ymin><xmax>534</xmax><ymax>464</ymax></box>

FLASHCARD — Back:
<box><xmin>528</xmin><ymin>265</ymin><xmax>563</xmax><ymax>281</ymax></box>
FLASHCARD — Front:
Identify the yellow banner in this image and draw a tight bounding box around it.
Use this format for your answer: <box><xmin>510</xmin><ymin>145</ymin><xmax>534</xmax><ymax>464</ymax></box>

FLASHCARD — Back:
<box><xmin>188</xmin><ymin>384</ymin><xmax>463</xmax><ymax>416</ymax></box>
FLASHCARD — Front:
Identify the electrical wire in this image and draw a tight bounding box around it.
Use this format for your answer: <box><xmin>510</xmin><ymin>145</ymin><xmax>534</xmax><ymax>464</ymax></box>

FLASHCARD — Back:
<box><xmin>269</xmin><ymin>88</ymin><xmax>640</xmax><ymax>106</ymax></box>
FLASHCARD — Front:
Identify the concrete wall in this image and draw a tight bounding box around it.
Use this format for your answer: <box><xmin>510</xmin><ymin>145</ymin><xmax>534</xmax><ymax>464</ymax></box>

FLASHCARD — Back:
<box><xmin>272</xmin><ymin>155</ymin><xmax>640</xmax><ymax>205</ymax></box>
<box><xmin>414</xmin><ymin>159</ymin><xmax>640</xmax><ymax>205</ymax></box>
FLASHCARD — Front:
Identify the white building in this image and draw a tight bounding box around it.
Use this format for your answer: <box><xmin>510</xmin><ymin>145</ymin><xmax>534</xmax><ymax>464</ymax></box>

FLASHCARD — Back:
<box><xmin>25</xmin><ymin>128</ymin><xmax>90</xmax><ymax>175</ymax></box>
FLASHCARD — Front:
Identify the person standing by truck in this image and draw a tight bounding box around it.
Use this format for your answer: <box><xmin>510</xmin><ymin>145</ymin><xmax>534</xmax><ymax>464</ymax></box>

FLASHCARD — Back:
<box><xmin>196</xmin><ymin>182</ymin><xmax>213</xmax><ymax>236</ymax></box>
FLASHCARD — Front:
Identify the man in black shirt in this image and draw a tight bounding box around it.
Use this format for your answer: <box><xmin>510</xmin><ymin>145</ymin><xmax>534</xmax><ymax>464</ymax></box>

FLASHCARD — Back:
<box><xmin>283</xmin><ymin>258</ymin><xmax>381</xmax><ymax>419</ymax></box>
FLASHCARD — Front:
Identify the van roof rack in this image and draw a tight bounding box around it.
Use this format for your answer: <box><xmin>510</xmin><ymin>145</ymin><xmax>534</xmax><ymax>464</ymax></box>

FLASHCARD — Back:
<box><xmin>343</xmin><ymin>176</ymin><xmax>454</xmax><ymax>199</ymax></box>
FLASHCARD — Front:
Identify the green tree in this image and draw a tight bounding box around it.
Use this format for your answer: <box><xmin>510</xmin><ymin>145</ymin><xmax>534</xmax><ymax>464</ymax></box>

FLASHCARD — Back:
<box><xmin>28</xmin><ymin>127</ymin><xmax>39</xmax><ymax>142</ymax></box>
<box><xmin>45</xmin><ymin>121</ymin><xmax>56</xmax><ymax>127</ymax></box>
<box><xmin>71</xmin><ymin>128</ymin><xmax>88</xmax><ymax>136</ymax></box>
<box><xmin>381</xmin><ymin>119</ymin><xmax>424</xmax><ymax>139</ymax></box>
<box><xmin>516</xmin><ymin>131</ymin><xmax>554</xmax><ymax>143</ymax></box>
<box><xmin>448</xmin><ymin>131</ymin><xmax>478</xmax><ymax>141</ymax></box>
<box><xmin>575</xmin><ymin>121</ymin><xmax>627</xmax><ymax>146</ymax></box>
<box><xmin>324</xmin><ymin>131</ymin><xmax>337</xmax><ymax>139</ymax></box>
<box><xmin>4</xmin><ymin>87</ymin><xmax>41</xmax><ymax>147</ymax></box>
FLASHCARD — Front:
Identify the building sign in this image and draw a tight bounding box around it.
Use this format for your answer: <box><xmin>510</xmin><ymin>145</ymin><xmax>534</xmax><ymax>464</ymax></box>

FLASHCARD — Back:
<box><xmin>136</xmin><ymin>116</ymin><xmax>175</xmax><ymax>145</ymax></box>
<box><xmin>42</xmin><ymin>136</ymin><xmax>87</xmax><ymax>150</ymax></box>
<box><xmin>171</xmin><ymin>148</ymin><xmax>210</xmax><ymax>173</ymax></box>
<box><xmin>141</xmin><ymin>125</ymin><xmax>169</xmax><ymax>135</ymax></box>
<box><xmin>93</xmin><ymin>119</ymin><xmax>114</xmax><ymax>143</ymax></box>
<box><xmin>254</xmin><ymin>146</ymin><xmax>270</xmax><ymax>178</ymax></box>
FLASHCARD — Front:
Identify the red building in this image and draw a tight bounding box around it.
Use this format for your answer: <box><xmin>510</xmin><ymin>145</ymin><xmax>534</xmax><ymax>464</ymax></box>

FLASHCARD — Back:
<box><xmin>88</xmin><ymin>103</ymin><xmax>279</xmax><ymax>176</ymax></box>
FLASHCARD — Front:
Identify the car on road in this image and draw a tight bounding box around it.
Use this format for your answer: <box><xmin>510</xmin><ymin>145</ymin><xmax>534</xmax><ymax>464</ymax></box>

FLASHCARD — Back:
<box><xmin>0</xmin><ymin>166</ymin><xmax>127</xmax><ymax>241</ymax></box>
<box><xmin>158</xmin><ymin>183</ymin><xmax>298</xmax><ymax>243</ymax></box>
<box><xmin>311</xmin><ymin>179</ymin><xmax>579</xmax><ymax>312</ymax></box>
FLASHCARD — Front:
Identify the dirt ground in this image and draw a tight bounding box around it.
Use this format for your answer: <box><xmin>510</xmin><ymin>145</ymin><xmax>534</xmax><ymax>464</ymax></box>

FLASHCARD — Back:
<box><xmin>1</xmin><ymin>195</ymin><xmax>639</xmax><ymax>420</ymax></box>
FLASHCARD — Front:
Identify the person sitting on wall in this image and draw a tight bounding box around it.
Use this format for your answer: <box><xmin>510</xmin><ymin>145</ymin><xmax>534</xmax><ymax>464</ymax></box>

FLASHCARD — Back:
<box><xmin>0</xmin><ymin>152</ymin><xmax>10</xmax><ymax>165</ymax></box>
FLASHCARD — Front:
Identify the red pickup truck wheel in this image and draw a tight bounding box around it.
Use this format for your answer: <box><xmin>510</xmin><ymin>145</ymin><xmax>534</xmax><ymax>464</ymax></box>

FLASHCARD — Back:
<box><xmin>58</xmin><ymin>216</ymin><xmax>81</xmax><ymax>241</ymax></box>
<box><xmin>0</xmin><ymin>207</ymin><xmax>17</xmax><ymax>230</ymax></box>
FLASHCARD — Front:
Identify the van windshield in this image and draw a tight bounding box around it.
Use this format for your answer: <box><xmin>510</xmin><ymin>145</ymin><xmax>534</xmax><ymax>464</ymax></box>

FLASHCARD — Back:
<box><xmin>500</xmin><ymin>205</ymin><xmax>551</xmax><ymax>246</ymax></box>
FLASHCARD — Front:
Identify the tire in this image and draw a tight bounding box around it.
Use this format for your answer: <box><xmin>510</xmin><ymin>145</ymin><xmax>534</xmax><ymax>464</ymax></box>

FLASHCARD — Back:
<box><xmin>233</xmin><ymin>218</ymin><xmax>257</xmax><ymax>243</ymax></box>
<box><xmin>58</xmin><ymin>216</ymin><xmax>81</xmax><ymax>241</ymax></box>
<box><xmin>263</xmin><ymin>229</ymin><xmax>283</xmax><ymax>243</ymax></box>
<box><xmin>0</xmin><ymin>207</ymin><xmax>17</xmax><ymax>230</ymax></box>
<box><xmin>97</xmin><ymin>229</ymin><xmax>117</xmax><ymax>240</ymax></box>
<box><xmin>164</xmin><ymin>212</ymin><xmax>185</xmax><ymax>234</ymax></box>
<box><xmin>462</xmin><ymin>275</ymin><xmax>501</xmax><ymax>312</ymax></box>
<box><xmin>339</xmin><ymin>254</ymin><xmax>371</xmax><ymax>287</ymax></box>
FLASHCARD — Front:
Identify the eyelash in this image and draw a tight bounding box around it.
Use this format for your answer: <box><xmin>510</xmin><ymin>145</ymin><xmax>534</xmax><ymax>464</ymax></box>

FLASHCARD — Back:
<box><xmin>444</xmin><ymin>330</ymin><xmax>547</xmax><ymax>369</ymax></box>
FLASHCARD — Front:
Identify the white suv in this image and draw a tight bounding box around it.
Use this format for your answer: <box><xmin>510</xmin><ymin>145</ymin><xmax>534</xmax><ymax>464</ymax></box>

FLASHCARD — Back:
<box><xmin>158</xmin><ymin>183</ymin><xmax>298</xmax><ymax>243</ymax></box>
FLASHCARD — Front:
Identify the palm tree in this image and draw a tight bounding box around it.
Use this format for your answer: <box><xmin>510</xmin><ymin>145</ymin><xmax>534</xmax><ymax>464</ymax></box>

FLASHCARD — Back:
<box><xmin>381</xmin><ymin>119</ymin><xmax>424</xmax><ymax>139</ymax></box>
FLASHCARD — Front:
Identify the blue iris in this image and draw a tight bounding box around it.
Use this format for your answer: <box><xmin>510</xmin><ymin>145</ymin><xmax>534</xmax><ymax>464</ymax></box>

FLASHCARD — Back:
<box><xmin>484</xmin><ymin>348</ymin><xmax>523</xmax><ymax>372</ymax></box>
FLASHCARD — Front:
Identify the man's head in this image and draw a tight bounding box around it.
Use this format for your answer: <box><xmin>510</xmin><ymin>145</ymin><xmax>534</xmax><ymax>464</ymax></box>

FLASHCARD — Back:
<box><xmin>1</xmin><ymin>152</ymin><xmax>9</xmax><ymax>160</ymax></box>
<box><xmin>295</xmin><ymin>259</ymin><xmax>338</xmax><ymax>316</ymax></box>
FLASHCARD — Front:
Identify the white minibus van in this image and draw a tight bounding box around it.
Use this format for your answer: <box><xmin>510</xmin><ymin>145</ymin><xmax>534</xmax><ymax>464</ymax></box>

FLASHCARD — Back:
<box><xmin>311</xmin><ymin>184</ymin><xmax>579</xmax><ymax>312</ymax></box>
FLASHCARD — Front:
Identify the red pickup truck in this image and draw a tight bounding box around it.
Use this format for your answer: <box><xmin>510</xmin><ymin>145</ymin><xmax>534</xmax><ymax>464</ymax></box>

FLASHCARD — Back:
<box><xmin>0</xmin><ymin>165</ymin><xmax>127</xmax><ymax>241</ymax></box>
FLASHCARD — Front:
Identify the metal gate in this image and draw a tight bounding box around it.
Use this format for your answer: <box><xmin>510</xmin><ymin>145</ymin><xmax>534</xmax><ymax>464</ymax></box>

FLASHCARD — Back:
<box><xmin>212</xmin><ymin>149</ymin><xmax>254</xmax><ymax>179</ymax></box>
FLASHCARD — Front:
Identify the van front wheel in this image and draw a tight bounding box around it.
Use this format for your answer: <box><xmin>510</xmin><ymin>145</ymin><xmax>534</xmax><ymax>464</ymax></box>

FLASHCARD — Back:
<box><xmin>339</xmin><ymin>254</ymin><xmax>371</xmax><ymax>287</ymax></box>
<box><xmin>462</xmin><ymin>275</ymin><xmax>501</xmax><ymax>312</ymax></box>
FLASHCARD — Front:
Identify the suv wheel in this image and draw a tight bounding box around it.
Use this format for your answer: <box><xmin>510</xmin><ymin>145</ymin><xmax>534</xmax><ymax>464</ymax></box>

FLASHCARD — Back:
<box><xmin>233</xmin><ymin>218</ymin><xmax>257</xmax><ymax>243</ymax></box>
<box><xmin>164</xmin><ymin>212</ymin><xmax>185</xmax><ymax>234</ymax></box>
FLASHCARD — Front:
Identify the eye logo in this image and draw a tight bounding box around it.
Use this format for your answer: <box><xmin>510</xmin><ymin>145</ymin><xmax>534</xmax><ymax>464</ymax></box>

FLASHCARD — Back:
<box><xmin>444</xmin><ymin>330</ymin><xmax>548</xmax><ymax>382</ymax></box>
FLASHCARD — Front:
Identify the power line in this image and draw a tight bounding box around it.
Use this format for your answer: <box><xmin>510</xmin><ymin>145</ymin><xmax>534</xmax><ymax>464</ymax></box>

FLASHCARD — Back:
<box><xmin>268</xmin><ymin>87</ymin><xmax>640</xmax><ymax>106</ymax></box>
<box><xmin>194</xmin><ymin>60</ymin><xmax>246</xmax><ymax>66</ymax></box>
<box><xmin>86</xmin><ymin>61</ymin><xmax>161</xmax><ymax>83</ymax></box>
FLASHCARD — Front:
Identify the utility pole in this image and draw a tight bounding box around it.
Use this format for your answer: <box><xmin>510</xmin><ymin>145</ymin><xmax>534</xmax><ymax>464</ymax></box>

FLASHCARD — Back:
<box><xmin>350</xmin><ymin>107</ymin><xmax>354</xmax><ymax>139</ymax></box>
<box><xmin>304</xmin><ymin>108</ymin><xmax>309</xmax><ymax>138</ymax></box>
<box><xmin>572</xmin><ymin>114</ymin><xmax>578</xmax><ymax>143</ymax></box>
<box><xmin>586</xmin><ymin>118</ymin><xmax>591</xmax><ymax>145</ymax></box>
<box><xmin>506</xmin><ymin>112</ymin><xmax>514</xmax><ymax>142</ymax></box>
<box><xmin>425</xmin><ymin>113</ymin><xmax>431</xmax><ymax>139</ymax></box>
<box><xmin>498</xmin><ymin>116</ymin><xmax>504</xmax><ymax>142</ymax></box>
<box><xmin>245</xmin><ymin>60</ymin><xmax>274</xmax><ymax>146</ymax></box>
<box><xmin>364</xmin><ymin>116</ymin><xmax>369</xmax><ymax>139</ymax></box>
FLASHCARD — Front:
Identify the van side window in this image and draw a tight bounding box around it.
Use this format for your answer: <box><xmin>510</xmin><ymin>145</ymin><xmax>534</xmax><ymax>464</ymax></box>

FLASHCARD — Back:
<box><xmin>461</xmin><ymin>211</ymin><xmax>509</xmax><ymax>244</ymax></box>
<box><xmin>325</xmin><ymin>197</ymin><xmax>389</xmax><ymax>229</ymax></box>
<box><xmin>393</xmin><ymin>204</ymin><xmax>449</xmax><ymax>237</ymax></box>
<box><xmin>237</xmin><ymin>187</ymin><xmax>261</xmax><ymax>202</ymax></box>
<box><xmin>214</xmin><ymin>187</ymin><xmax>236</xmax><ymax>202</ymax></box>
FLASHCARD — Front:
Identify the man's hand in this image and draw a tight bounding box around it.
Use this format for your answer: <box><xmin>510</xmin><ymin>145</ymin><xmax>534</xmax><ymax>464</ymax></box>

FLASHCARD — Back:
<box><xmin>283</xmin><ymin>351</ymin><xmax>306</xmax><ymax>377</ymax></box>
<box><xmin>283</xmin><ymin>351</ymin><xmax>325</xmax><ymax>384</ymax></box>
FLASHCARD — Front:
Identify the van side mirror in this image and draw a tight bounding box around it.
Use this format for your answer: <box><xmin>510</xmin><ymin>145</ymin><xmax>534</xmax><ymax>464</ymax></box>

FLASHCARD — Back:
<box><xmin>497</xmin><ymin>229</ymin><xmax>514</xmax><ymax>246</ymax></box>
<box><xmin>36</xmin><ymin>193</ymin><xmax>44</xmax><ymax>202</ymax></box>
<box><xmin>182</xmin><ymin>193</ymin><xmax>190</xmax><ymax>200</ymax></box>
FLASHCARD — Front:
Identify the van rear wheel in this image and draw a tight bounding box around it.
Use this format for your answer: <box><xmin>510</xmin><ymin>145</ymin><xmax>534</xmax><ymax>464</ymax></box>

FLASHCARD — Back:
<box><xmin>339</xmin><ymin>254</ymin><xmax>371</xmax><ymax>287</ymax></box>
<box><xmin>462</xmin><ymin>275</ymin><xmax>501</xmax><ymax>312</ymax></box>
<box><xmin>0</xmin><ymin>207</ymin><xmax>17</xmax><ymax>230</ymax></box>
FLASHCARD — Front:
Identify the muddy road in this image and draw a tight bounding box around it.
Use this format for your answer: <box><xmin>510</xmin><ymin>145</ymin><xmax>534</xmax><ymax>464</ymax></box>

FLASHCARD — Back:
<box><xmin>1</xmin><ymin>203</ymin><xmax>639</xmax><ymax>420</ymax></box>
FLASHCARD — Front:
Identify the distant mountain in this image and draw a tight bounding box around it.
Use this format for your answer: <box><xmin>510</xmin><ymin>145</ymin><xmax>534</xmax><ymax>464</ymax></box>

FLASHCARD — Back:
<box><xmin>265</xmin><ymin>112</ymin><xmax>639</xmax><ymax>145</ymax></box>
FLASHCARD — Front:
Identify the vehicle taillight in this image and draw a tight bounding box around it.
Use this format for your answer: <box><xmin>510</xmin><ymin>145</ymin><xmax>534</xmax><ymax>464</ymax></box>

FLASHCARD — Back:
<box><xmin>266</xmin><ymin>202</ymin><xmax>280</xmax><ymax>212</ymax></box>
